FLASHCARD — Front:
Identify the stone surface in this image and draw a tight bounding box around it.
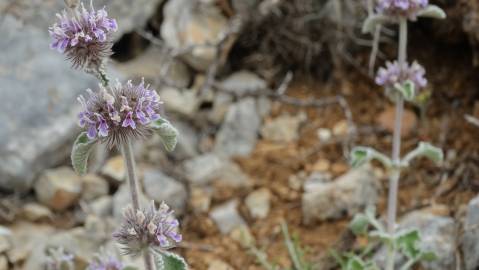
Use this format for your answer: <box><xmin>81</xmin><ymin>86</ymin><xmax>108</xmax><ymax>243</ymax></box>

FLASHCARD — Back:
<box><xmin>21</xmin><ymin>203</ymin><xmax>53</xmax><ymax>222</ymax></box>
<box><xmin>160</xmin><ymin>87</ymin><xmax>199</xmax><ymax>118</ymax></box>
<box><xmin>245</xmin><ymin>188</ymin><xmax>271</xmax><ymax>219</ymax></box>
<box><xmin>214</xmin><ymin>98</ymin><xmax>261</xmax><ymax>157</ymax></box>
<box><xmin>229</xmin><ymin>225</ymin><xmax>255</xmax><ymax>248</ymax></box>
<box><xmin>0</xmin><ymin>227</ymin><xmax>12</xmax><ymax>254</ymax></box>
<box><xmin>161</xmin><ymin>0</ymin><xmax>229</xmax><ymax>70</ymax></box>
<box><xmin>463</xmin><ymin>195</ymin><xmax>479</xmax><ymax>270</ymax></box>
<box><xmin>183</xmin><ymin>153</ymin><xmax>250</xmax><ymax>187</ymax></box>
<box><xmin>2</xmin><ymin>0</ymin><xmax>163</xmax><ymax>40</ymax></box>
<box><xmin>34</xmin><ymin>167</ymin><xmax>83</xmax><ymax>211</ymax></box>
<box><xmin>208</xmin><ymin>259</ymin><xmax>234</xmax><ymax>270</ymax></box>
<box><xmin>0</xmin><ymin>15</ymin><xmax>97</xmax><ymax>191</ymax></box>
<box><xmin>142</xmin><ymin>168</ymin><xmax>187</xmax><ymax>214</ymax></box>
<box><xmin>190</xmin><ymin>187</ymin><xmax>212</xmax><ymax>213</ymax></box>
<box><xmin>0</xmin><ymin>255</ymin><xmax>6</xmax><ymax>270</ymax></box>
<box><xmin>115</xmin><ymin>46</ymin><xmax>191</xmax><ymax>89</ymax></box>
<box><xmin>88</xmin><ymin>196</ymin><xmax>113</xmax><ymax>217</ymax></box>
<box><xmin>209</xmin><ymin>92</ymin><xmax>234</xmax><ymax>124</ymax></box>
<box><xmin>302</xmin><ymin>166</ymin><xmax>379</xmax><ymax>224</ymax></box>
<box><xmin>112</xmin><ymin>184</ymin><xmax>148</xmax><ymax>220</ymax></box>
<box><xmin>218</xmin><ymin>71</ymin><xmax>267</xmax><ymax>95</ymax></box>
<box><xmin>101</xmin><ymin>156</ymin><xmax>125</xmax><ymax>183</ymax></box>
<box><xmin>374</xmin><ymin>208</ymin><xmax>457</xmax><ymax>270</ymax></box>
<box><xmin>81</xmin><ymin>174</ymin><xmax>109</xmax><ymax>202</ymax></box>
<box><xmin>261</xmin><ymin>113</ymin><xmax>306</xmax><ymax>143</ymax></box>
<box><xmin>171</xmin><ymin>120</ymin><xmax>199</xmax><ymax>160</ymax></box>
<box><xmin>317</xmin><ymin>128</ymin><xmax>332</xmax><ymax>142</ymax></box>
<box><xmin>210</xmin><ymin>200</ymin><xmax>246</xmax><ymax>234</ymax></box>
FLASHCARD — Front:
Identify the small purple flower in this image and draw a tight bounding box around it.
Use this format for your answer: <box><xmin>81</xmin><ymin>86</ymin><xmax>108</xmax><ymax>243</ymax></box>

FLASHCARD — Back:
<box><xmin>376</xmin><ymin>0</ymin><xmax>428</xmax><ymax>20</ymax></box>
<box><xmin>77</xmin><ymin>79</ymin><xmax>163</xmax><ymax>147</ymax></box>
<box><xmin>375</xmin><ymin>60</ymin><xmax>427</xmax><ymax>91</ymax></box>
<box><xmin>87</xmin><ymin>252</ymin><xmax>123</xmax><ymax>270</ymax></box>
<box><xmin>49</xmin><ymin>1</ymin><xmax>117</xmax><ymax>70</ymax></box>
<box><xmin>45</xmin><ymin>247</ymin><xmax>75</xmax><ymax>270</ymax></box>
<box><xmin>113</xmin><ymin>201</ymin><xmax>182</xmax><ymax>256</ymax></box>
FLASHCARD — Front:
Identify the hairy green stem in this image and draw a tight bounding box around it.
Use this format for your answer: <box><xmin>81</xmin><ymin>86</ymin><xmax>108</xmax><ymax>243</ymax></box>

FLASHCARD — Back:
<box><xmin>385</xmin><ymin>18</ymin><xmax>408</xmax><ymax>270</ymax></box>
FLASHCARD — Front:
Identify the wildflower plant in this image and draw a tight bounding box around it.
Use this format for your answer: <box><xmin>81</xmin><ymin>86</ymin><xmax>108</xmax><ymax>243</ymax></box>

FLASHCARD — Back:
<box><xmin>349</xmin><ymin>0</ymin><xmax>446</xmax><ymax>269</ymax></box>
<box><xmin>49</xmin><ymin>1</ymin><xmax>186</xmax><ymax>270</ymax></box>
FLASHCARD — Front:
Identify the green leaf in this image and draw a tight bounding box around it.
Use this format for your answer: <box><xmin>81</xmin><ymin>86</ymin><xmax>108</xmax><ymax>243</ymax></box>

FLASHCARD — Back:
<box><xmin>350</xmin><ymin>146</ymin><xmax>392</xmax><ymax>168</ymax></box>
<box><xmin>156</xmin><ymin>251</ymin><xmax>188</xmax><ymax>270</ymax></box>
<box><xmin>396</xmin><ymin>229</ymin><xmax>421</xmax><ymax>259</ymax></box>
<box><xmin>402</xmin><ymin>142</ymin><xmax>443</xmax><ymax>166</ymax></box>
<box><xmin>346</xmin><ymin>256</ymin><xmax>367</xmax><ymax>270</ymax></box>
<box><xmin>362</xmin><ymin>14</ymin><xmax>390</xmax><ymax>34</ymax></box>
<box><xmin>419</xmin><ymin>251</ymin><xmax>437</xmax><ymax>262</ymax></box>
<box><xmin>394</xmin><ymin>80</ymin><xmax>416</xmax><ymax>101</ymax></box>
<box><xmin>349</xmin><ymin>214</ymin><xmax>369</xmax><ymax>236</ymax></box>
<box><xmin>417</xmin><ymin>5</ymin><xmax>446</xmax><ymax>20</ymax></box>
<box><xmin>151</xmin><ymin>118</ymin><xmax>179</xmax><ymax>152</ymax></box>
<box><xmin>71</xmin><ymin>132</ymin><xmax>97</xmax><ymax>175</ymax></box>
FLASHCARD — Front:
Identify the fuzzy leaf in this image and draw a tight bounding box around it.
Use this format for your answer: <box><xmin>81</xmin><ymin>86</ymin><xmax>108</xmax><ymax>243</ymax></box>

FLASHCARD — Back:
<box><xmin>156</xmin><ymin>252</ymin><xmax>188</xmax><ymax>270</ymax></box>
<box><xmin>417</xmin><ymin>5</ymin><xmax>446</xmax><ymax>19</ymax></box>
<box><xmin>71</xmin><ymin>132</ymin><xmax>97</xmax><ymax>175</ymax></box>
<box><xmin>350</xmin><ymin>213</ymin><xmax>370</xmax><ymax>236</ymax></box>
<box><xmin>396</xmin><ymin>229</ymin><xmax>421</xmax><ymax>259</ymax></box>
<box><xmin>402</xmin><ymin>142</ymin><xmax>443</xmax><ymax>166</ymax></box>
<box><xmin>346</xmin><ymin>256</ymin><xmax>366</xmax><ymax>270</ymax></box>
<box><xmin>362</xmin><ymin>14</ymin><xmax>390</xmax><ymax>34</ymax></box>
<box><xmin>420</xmin><ymin>251</ymin><xmax>438</xmax><ymax>262</ymax></box>
<box><xmin>350</xmin><ymin>146</ymin><xmax>392</xmax><ymax>168</ymax></box>
<box><xmin>152</xmin><ymin>118</ymin><xmax>179</xmax><ymax>152</ymax></box>
<box><xmin>394</xmin><ymin>80</ymin><xmax>416</xmax><ymax>101</ymax></box>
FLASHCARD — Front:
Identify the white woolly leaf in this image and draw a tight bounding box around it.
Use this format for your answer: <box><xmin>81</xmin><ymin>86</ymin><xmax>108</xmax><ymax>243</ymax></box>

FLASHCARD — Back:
<box><xmin>402</xmin><ymin>142</ymin><xmax>443</xmax><ymax>166</ymax></box>
<box><xmin>155</xmin><ymin>251</ymin><xmax>188</xmax><ymax>270</ymax></box>
<box><xmin>350</xmin><ymin>146</ymin><xmax>392</xmax><ymax>168</ymax></box>
<box><xmin>71</xmin><ymin>132</ymin><xmax>97</xmax><ymax>175</ymax></box>
<box><xmin>152</xmin><ymin>118</ymin><xmax>179</xmax><ymax>152</ymax></box>
<box><xmin>417</xmin><ymin>5</ymin><xmax>446</xmax><ymax>20</ymax></box>
<box><xmin>362</xmin><ymin>14</ymin><xmax>390</xmax><ymax>34</ymax></box>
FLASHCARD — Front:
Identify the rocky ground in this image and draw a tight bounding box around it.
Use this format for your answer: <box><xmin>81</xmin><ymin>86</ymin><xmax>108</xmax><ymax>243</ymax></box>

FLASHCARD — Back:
<box><xmin>1</xmin><ymin>0</ymin><xmax>479</xmax><ymax>270</ymax></box>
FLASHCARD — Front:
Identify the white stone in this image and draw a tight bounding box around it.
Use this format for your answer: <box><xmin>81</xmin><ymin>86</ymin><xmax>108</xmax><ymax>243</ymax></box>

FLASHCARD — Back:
<box><xmin>81</xmin><ymin>174</ymin><xmax>109</xmax><ymax>202</ymax></box>
<box><xmin>210</xmin><ymin>200</ymin><xmax>246</xmax><ymax>234</ymax></box>
<box><xmin>245</xmin><ymin>188</ymin><xmax>271</xmax><ymax>219</ymax></box>
<box><xmin>261</xmin><ymin>113</ymin><xmax>306</xmax><ymax>143</ymax></box>
<box><xmin>142</xmin><ymin>169</ymin><xmax>187</xmax><ymax>214</ymax></box>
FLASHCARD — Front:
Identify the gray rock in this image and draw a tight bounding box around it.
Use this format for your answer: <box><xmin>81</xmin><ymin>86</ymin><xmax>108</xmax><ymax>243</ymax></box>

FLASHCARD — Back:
<box><xmin>81</xmin><ymin>174</ymin><xmax>109</xmax><ymax>202</ymax></box>
<box><xmin>183</xmin><ymin>153</ymin><xmax>250</xmax><ymax>187</ymax></box>
<box><xmin>218</xmin><ymin>71</ymin><xmax>267</xmax><ymax>96</ymax></box>
<box><xmin>374</xmin><ymin>209</ymin><xmax>457</xmax><ymax>270</ymax></box>
<box><xmin>3</xmin><ymin>0</ymin><xmax>163</xmax><ymax>39</ymax></box>
<box><xmin>209</xmin><ymin>92</ymin><xmax>234</xmax><ymax>125</ymax></box>
<box><xmin>160</xmin><ymin>87</ymin><xmax>199</xmax><ymax>118</ymax></box>
<box><xmin>0</xmin><ymin>226</ymin><xmax>12</xmax><ymax>254</ymax></box>
<box><xmin>142</xmin><ymin>169</ymin><xmax>187</xmax><ymax>215</ymax></box>
<box><xmin>101</xmin><ymin>156</ymin><xmax>125</xmax><ymax>184</ymax></box>
<box><xmin>171</xmin><ymin>120</ymin><xmax>199</xmax><ymax>160</ymax></box>
<box><xmin>88</xmin><ymin>196</ymin><xmax>113</xmax><ymax>217</ymax></box>
<box><xmin>463</xmin><ymin>195</ymin><xmax>479</xmax><ymax>270</ymax></box>
<box><xmin>0</xmin><ymin>15</ymin><xmax>97</xmax><ymax>191</ymax></box>
<box><xmin>214</xmin><ymin>98</ymin><xmax>261</xmax><ymax>157</ymax></box>
<box><xmin>34</xmin><ymin>167</ymin><xmax>83</xmax><ymax>211</ymax></box>
<box><xmin>190</xmin><ymin>187</ymin><xmax>212</xmax><ymax>214</ymax></box>
<box><xmin>161</xmin><ymin>0</ymin><xmax>229</xmax><ymax>70</ymax></box>
<box><xmin>261</xmin><ymin>113</ymin><xmax>306</xmax><ymax>143</ymax></box>
<box><xmin>112</xmin><ymin>184</ymin><xmax>148</xmax><ymax>221</ymax></box>
<box><xmin>302</xmin><ymin>166</ymin><xmax>379</xmax><ymax>224</ymax></box>
<box><xmin>21</xmin><ymin>203</ymin><xmax>53</xmax><ymax>222</ymax></box>
<box><xmin>208</xmin><ymin>259</ymin><xmax>234</xmax><ymax>270</ymax></box>
<box><xmin>114</xmin><ymin>47</ymin><xmax>191</xmax><ymax>89</ymax></box>
<box><xmin>245</xmin><ymin>188</ymin><xmax>271</xmax><ymax>219</ymax></box>
<box><xmin>210</xmin><ymin>200</ymin><xmax>246</xmax><ymax>234</ymax></box>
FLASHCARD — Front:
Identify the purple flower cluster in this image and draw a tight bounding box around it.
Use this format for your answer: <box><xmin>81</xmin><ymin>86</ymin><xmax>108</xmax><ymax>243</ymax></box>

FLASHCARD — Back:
<box><xmin>113</xmin><ymin>201</ymin><xmax>182</xmax><ymax>256</ymax></box>
<box><xmin>49</xmin><ymin>2</ymin><xmax>117</xmax><ymax>70</ymax></box>
<box><xmin>375</xmin><ymin>60</ymin><xmax>427</xmax><ymax>91</ymax></box>
<box><xmin>45</xmin><ymin>247</ymin><xmax>75</xmax><ymax>270</ymax></box>
<box><xmin>87</xmin><ymin>254</ymin><xmax>123</xmax><ymax>270</ymax></box>
<box><xmin>376</xmin><ymin>0</ymin><xmax>428</xmax><ymax>20</ymax></box>
<box><xmin>77</xmin><ymin>79</ymin><xmax>162</xmax><ymax>147</ymax></box>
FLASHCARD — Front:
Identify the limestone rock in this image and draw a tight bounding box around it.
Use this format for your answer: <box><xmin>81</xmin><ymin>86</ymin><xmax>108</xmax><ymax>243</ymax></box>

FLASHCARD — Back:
<box><xmin>142</xmin><ymin>169</ymin><xmax>187</xmax><ymax>214</ymax></box>
<box><xmin>81</xmin><ymin>174</ymin><xmax>109</xmax><ymax>202</ymax></box>
<box><xmin>245</xmin><ymin>188</ymin><xmax>271</xmax><ymax>219</ymax></box>
<box><xmin>210</xmin><ymin>200</ymin><xmax>246</xmax><ymax>234</ymax></box>
<box><xmin>34</xmin><ymin>167</ymin><xmax>83</xmax><ymax>211</ymax></box>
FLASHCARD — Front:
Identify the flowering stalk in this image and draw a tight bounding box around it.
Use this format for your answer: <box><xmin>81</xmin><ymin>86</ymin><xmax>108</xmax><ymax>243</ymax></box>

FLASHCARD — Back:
<box><xmin>350</xmin><ymin>1</ymin><xmax>447</xmax><ymax>269</ymax></box>
<box><xmin>385</xmin><ymin>17</ymin><xmax>407</xmax><ymax>270</ymax></box>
